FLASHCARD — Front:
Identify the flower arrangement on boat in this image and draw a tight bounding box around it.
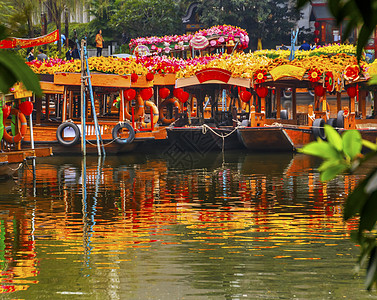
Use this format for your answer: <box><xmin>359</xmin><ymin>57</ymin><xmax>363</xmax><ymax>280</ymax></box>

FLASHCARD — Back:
<box><xmin>129</xmin><ymin>25</ymin><xmax>249</xmax><ymax>54</ymax></box>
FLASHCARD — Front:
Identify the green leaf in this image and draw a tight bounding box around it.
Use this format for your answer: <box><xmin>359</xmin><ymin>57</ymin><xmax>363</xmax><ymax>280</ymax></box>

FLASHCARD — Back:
<box><xmin>368</xmin><ymin>74</ymin><xmax>377</xmax><ymax>86</ymax></box>
<box><xmin>324</xmin><ymin>124</ymin><xmax>343</xmax><ymax>152</ymax></box>
<box><xmin>0</xmin><ymin>50</ymin><xmax>42</xmax><ymax>96</ymax></box>
<box><xmin>365</xmin><ymin>247</ymin><xmax>377</xmax><ymax>291</ymax></box>
<box><xmin>342</xmin><ymin>130</ymin><xmax>362</xmax><ymax>160</ymax></box>
<box><xmin>362</xmin><ymin>139</ymin><xmax>377</xmax><ymax>151</ymax></box>
<box><xmin>358</xmin><ymin>191</ymin><xmax>377</xmax><ymax>234</ymax></box>
<box><xmin>296</xmin><ymin>0</ymin><xmax>310</xmax><ymax>9</ymax></box>
<box><xmin>298</xmin><ymin>141</ymin><xmax>341</xmax><ymax>160</ymax></box>
<box><xmin>357</xmin><ymin>24</ymin><xmax>374</xmax><ymax>62</ymax></box>
<box><xmin>343</xmin><ymin>169</ymin><xmax>377</xmax><ymax>220</ymax></box>
<box><xmin>320</xmin><ymin>163</ymin><xmax>348</xmax><ymax>181</ymax></box>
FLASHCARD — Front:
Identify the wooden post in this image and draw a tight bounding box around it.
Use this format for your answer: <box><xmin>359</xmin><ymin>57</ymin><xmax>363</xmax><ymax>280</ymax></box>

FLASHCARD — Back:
<box><xmin>308</xmin><ymin>104</ymin><xmax>314</xmax><ymax>126</ymax></box>
<box><xmin>249</xmin><ymin>105</ymin><xmax>256</xmax><ymax>127</ymax></box>
<box><xmin>35</xmin><ymin>95</ymin><xmax>42</xmax><ymax>124</ymax></box>
<box><xmin>69</xmin><ymin>91</ymin><xmax>73</xmax><ymax>119</ymax></box>
<box><xmin>80</xmin><ymin>39</ymin><xmax>86</xmax><ymax>156</ymax></box>
<box><xmin>361</xmin><ymin>90</ymin><xmax>367</xmax><ymax>119</ymax></box>
<box><xmin>45</xmin><ymin>94</ymin><xmax>50</xmax><ymax>121</ymax></box>
<box><xmin>292</xmin><ymin>88</ymin><xmax>297</xmax><ymax>120</ymax></box>
<box><xmin>276</xmin><ymin>87</ymin><xmax>281</xmax><ymax>119</ymax></box>
<box><xmin>336</xmin><ymin>91</ymin><xmax>341</xmax><ymax>112</ymax></box>
<box><xmin>374</xmin><ymin>90</ymin><xmax>377</xmax><ymax>118</ymax></box>
<box><xmin>62</xmin><ymin>87</ymin><xmax>67</xmax><ymax>122</ymax></box>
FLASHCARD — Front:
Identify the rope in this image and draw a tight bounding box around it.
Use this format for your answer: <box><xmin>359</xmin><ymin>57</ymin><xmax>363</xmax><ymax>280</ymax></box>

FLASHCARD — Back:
<box><xmin>201</xmin><ymin>124</ymin><xmax>239</xmax><ymax>152</ymax></box>
<box><xmin>86</xmin><ymin>138</ymin><xmax>119</xmax><ymax>147</ymax></box>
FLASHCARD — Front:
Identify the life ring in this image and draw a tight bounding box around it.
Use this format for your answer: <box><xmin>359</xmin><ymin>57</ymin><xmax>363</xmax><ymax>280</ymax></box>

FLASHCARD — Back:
<box><xmin>159</xmin><ymin>97</ymin><xmax>180</xmax><ymax>124</ymax></box>
<box><xmin>141</xmin><ymin>101</ymin><xmax>159</xmax><ymax>129</ymax></box>
<box><xmin>56</xmin><ymin>122</ymin><xmax>80</xmax><ymax>146</ymax></box>
<box><xmin>3</xmin><ymin>108</ymin><xmax>27</xmax><ymax>144</ymax></box>
<box><xmin>112</xmin><ymin>122</ymin><xmax>135</xmax><ymax>144</ymax></box>
<box><xmin>313</xmin><ymin>118</ymin><xmax>326</xmax><ymax>141</ymax></box>
<box><xmin>134</xmin><ymin>94</ymin><xmax>145</xmax><ymax>121</ymax></box>
<box><xmin>283</xmin><ymin>89</ymin><xmax>292</xmax><ymax>99</ymax></box>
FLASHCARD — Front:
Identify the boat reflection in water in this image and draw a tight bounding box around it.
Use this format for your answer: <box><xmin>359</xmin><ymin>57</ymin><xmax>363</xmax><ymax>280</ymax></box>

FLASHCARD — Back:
<box><xmin>0</xmin><ymin>152</ymin><xmax>365</xmax><ymax>299</ymax></box>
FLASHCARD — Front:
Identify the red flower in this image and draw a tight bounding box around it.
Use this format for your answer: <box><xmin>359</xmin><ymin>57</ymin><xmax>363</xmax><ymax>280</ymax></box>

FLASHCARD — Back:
<box><xmin>324</xmin><ymin>72</ymin><xmax>334</xmax><ymax>92</ymax></box>
<box><xmin>308</xmin><ymin>68</ymin><xmax>322</xmax><ymax>83</ymax></box>
<box><xmin>253</xmin><ymin>69</ymin><xmax>267</xmax><ymax>84</ymax></box>
<box><xmin>131</xmin><ymin>73</ymin><xmax>138</xmax><ymax>83</ymax></box>
<box><xmin>344</xmin><ymin>65</ymin><xmax>359</xmax><ymax>81</ymax></box>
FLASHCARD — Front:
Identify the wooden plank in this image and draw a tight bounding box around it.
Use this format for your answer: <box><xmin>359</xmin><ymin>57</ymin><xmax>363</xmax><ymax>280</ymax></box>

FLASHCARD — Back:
<box><xmin>154</xmin><ymin>74</ymin><xmax>176</xmax><ymax>86</ymax></box>
<box><xmin>131</xmin><ymin>75</ymin><xmax>154</xmax><ymax>88</ymax></box>
<box><xmin>54</xmin><ymin>72</ymin><xmax>131</xmax><ymax>88</ymax></box>
<box><xmin>40</xmin><ymin>81</ymin><xmax>64</xmax><ymax>94</ymax></box>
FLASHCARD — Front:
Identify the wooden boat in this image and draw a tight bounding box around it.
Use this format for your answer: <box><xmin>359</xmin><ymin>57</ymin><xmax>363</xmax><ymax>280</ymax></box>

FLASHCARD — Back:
<box><xmin>0</xmin><ymin>148</ymin><xmax>52</xmax><ymax>178</ymax></box>
<box><xmin>18</xmin><ymin>73</ymin><xmax>168</xmax><ymax>155</ymax></box>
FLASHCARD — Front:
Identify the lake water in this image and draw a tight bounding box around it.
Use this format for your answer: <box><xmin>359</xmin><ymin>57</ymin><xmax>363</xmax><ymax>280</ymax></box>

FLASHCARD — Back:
<box><xmin>0</xmin><ymin>151</ymin><xmax>376</xmax><ymax>299</ymax></box>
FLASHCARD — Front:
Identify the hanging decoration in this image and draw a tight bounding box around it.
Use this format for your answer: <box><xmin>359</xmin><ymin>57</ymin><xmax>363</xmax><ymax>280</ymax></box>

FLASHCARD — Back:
<box><xmin>324</xmin><ymin>71</ymin><xmax>334</xmax><ymax>92</ymax></box>
<box><xmin>3</xmin><ymin>105</ymin><xmax>10</xmax><ymax>119</ymax></box>
<box><xmin>159</xmin><ymin>88</ymin><xmax>170</xmax><ymax>99</ymax></box>
<box><xmin>124</xmin><ymin>89</ymin><xmax>136</xmax><ymax>101</ymax></box>
<box><xmin>346</xmin><ymin>86</ymin><xmax>357</xmax><ymax>98</ymax></box>
<box><xmin>146</xmin><ymin>73</ymin><xmax>155</xmax><ymax>81</ymax></box>
<box><xmin>131</xmin><ymin>73</ymin><xmax>139</xmax><ymax>83</ymax></box>
<box><xmin>253</xmin><ymin>69</ymin><xmax>267</xmax><ymax>84</ymax></box>
<box><xmin>179</xmin><ymin>91</ymin><xmax>189</xmax><ymax>103</ymax></box>
<box><xmin>240</xmin><ymin>91</ymin><xmax>252</xmax><ymax>103</ymax></box>
<box><xmin>256</xmin><ymin>86</ymin><xmax>268</xmax><ymax>98</ymax></box>
<box><xmin>308</xmin><ymin>68</ymin><xmax>322</xmax><ymax>83</ymax></box>
<box><xmin>173</xmin><ymin>88</ymin><xmax>183</xmax><ymax>99</ymax></box>
<box><xmin>314</xmin><ymin>85</ymin><xmax>325</xmax><ymax>97</ymax></box>
<box><xmin>140</xmin><ymin>88</ymin><xmax>154</xmax><ymax>100</ymax></box>
<box><xmin>19</xmin><ymin>101</ymin><xmax>34</xmax><ymax>116</ymax></box>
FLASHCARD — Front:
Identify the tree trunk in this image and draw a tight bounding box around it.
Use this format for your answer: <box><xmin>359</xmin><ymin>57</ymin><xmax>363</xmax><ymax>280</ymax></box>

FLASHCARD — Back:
<box><xmin>56</xmin><ymin>17</ymin><xmax>62</xmax><ymax>53</ymax></box>
<box><xmin>64</xmin><ymin>9</ymin><xmax>69</xmax><ymax>48</ymax></box>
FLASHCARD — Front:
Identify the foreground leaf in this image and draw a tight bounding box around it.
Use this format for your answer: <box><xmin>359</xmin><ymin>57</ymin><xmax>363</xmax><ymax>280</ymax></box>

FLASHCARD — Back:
<box><xmin>299</xmin><ymin>141</ymin><xmax>341</xmax><ymax>160</ymax></box>
<box><xmin>320</xmin><ymin>163</ymin><xmax>347</xmax><ymax>181</ymax></box>
<box><xmin>325</xmin><ymin>124</ymin><xmax>343</xmax><ymax>152</ymax></box>
<box><xmin>343</xmin><ymin>169</ymin><xmax>377</xmax><ymax>220</ymax></box>
<box><xmin>342</xmin><ymin>130</ymin><xmax>362</xmax><ymax>160</ymax></box>
<box><xmin>0</xmin><ymin>50</ymin><xmax>42</xmax><ymax>96</ymax></box>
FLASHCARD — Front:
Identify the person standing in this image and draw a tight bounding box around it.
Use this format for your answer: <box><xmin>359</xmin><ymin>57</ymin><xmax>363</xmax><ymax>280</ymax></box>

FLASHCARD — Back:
<box><xmin>95</xmin><ymin>29</ymin><xmax>104</xmax><ymax>57</ymax></box>
<box><xmin>37</xmin><ymin>49</ymin><xmax>48</xmax><ymax>61</ymax></box>
<box><xmin>26</xmin><ymin>47</ymin><xmax>35</xmax><ymax>61</ymax></box>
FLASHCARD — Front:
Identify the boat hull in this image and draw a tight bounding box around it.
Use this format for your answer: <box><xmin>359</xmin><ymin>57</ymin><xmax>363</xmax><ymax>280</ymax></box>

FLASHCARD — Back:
<box><xmin>166</xmin><ymin>127</ymin><xmax>243</xmax><ymax>152</ymax></box>
<box><xmin>237</xmin><ymin>127</ymin><xmax>295</xmax><ymax>152</ymax></box>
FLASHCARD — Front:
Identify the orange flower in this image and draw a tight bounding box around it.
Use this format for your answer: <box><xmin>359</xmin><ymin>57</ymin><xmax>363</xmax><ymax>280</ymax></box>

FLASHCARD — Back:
<box><xmin>307</xmin><ymin>68</ymin><xmax>321</xmax><ymax>82</ymax></box>
<box><xmin>344</xmin><ymin>65</ymin><xmax>359</xmax><ymax>81</ymax></box>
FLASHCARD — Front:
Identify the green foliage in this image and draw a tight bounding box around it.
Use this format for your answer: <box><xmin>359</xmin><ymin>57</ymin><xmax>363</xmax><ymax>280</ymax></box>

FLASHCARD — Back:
<box><xmin>296</xmin><ymin>0</ymin><xmax>377</xmax><ymax>61</ymax></box>
<box><xmin>198</xmin><ymin>0</ymin><xmax>301</xmax><ymax>49</ymax></box>
<box><xmin>0</xmin><ymin>25</ymin><xmax>41</xmax><ymax>96</ymax></box>
<box><xmin>110</xmin><ymin>0</ymin><xmax>183</xmax><ymax>39</ymax></box>
<box><xmin>299</xmin><ymin>124</ymin><xmax>377</xmax><ymax>291</ymax></box>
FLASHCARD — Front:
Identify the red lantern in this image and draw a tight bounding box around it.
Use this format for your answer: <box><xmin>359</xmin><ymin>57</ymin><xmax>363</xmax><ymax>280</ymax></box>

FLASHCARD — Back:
<box><xmin>19</xmin><ymin>101</ymin><xmax>34</xmax><ymax>116</ymax></box>
<box><xmin>240</xmin><ymin>91</ymin><xmax>252</xmax><ymax>103</ymax></box>
<box><xmin>346</xmin><ymin>86</ymin><xmax>357</xmax><ymax>98</ymax></box>
<box><xmin>173</xmin><ymin>88</ymin><xmax>183</xmax><ymax>98</ymax></box>
<box><xmin>159</xmin><ymin>87</ymin><xmax>170</xmax><ymax>99</ymax></box>
<box><xmin>124</xmin><ymin>89</ymin><xmax>136</xmax><ymax>101</ymax></box>
<box><xmin>314</xmin><ymin>85</ymin><xmax>325</xmax><ymax>97</ymax></box>
<box><xmin>131</xmin><ymin>73</ymin><xmax>138</xmax><ymax>83</ymax></box>
<box><xmin>140</xmin><ymin>88</ymin><xmax>154</xmax><ymax>100</ymax></box>
<box><xmin>2</xmin><ymin>105</ymin><xmax>10</xmax><ymax>120</ymax></box>
<box><xmin>314</xmin><ymin>22</ymin><xmax>320</xmax><ymax>28</ymax></box>
<box><xmin>256</xmin><ymin>87</ymin><xmax>268</xmax><ymax>98</ymax></box>
<box><xmin>314</xmin><ymin>37</ymin><xmax>320</xmax><ymax>44</ymax></box>
<box><xmin>314</xmin><ymin>30</ymin><xmax>320</xmax><ymax>36</ymax></box>
<box><xmin>146</xmin><ymin>73</ymin><xmax>154</xmax><ymax>81</ymax></box>
<box><xmin>179</xmin><ymin>91</ymin><xmax>189</xmax><ymax>103</ymax></box>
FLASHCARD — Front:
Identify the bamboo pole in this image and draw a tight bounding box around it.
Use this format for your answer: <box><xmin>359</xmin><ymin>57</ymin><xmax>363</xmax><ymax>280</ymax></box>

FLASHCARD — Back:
<box><xmin>80</xmin><ymin>39</ymin><xmax>86</xmax><ymax>156</ymax></box>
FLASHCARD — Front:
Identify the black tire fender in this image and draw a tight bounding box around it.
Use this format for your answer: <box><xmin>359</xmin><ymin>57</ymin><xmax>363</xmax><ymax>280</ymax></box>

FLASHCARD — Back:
<box><xmin>56</xmin><ymin>122</ymin><xmax>80</xmax><ymax>146</ymax></box>
<box><xmin>112</xmin><ymin>122</ymin><xmax>135</xmax><ymax>144</ymax></box>
<box><xmin>337</xmin><ymin>110</ymin><xmax>344</xmax><ymax>129</ymax></box>
<box><xmin>326</xmin><ymin>118</ymin><xmax>337</xmax><ymax>127</ymax></box>
<box><xmin>313</xmin><ymin>118</ymin><xmax>326</xmax><ymax>140</ymax></box>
